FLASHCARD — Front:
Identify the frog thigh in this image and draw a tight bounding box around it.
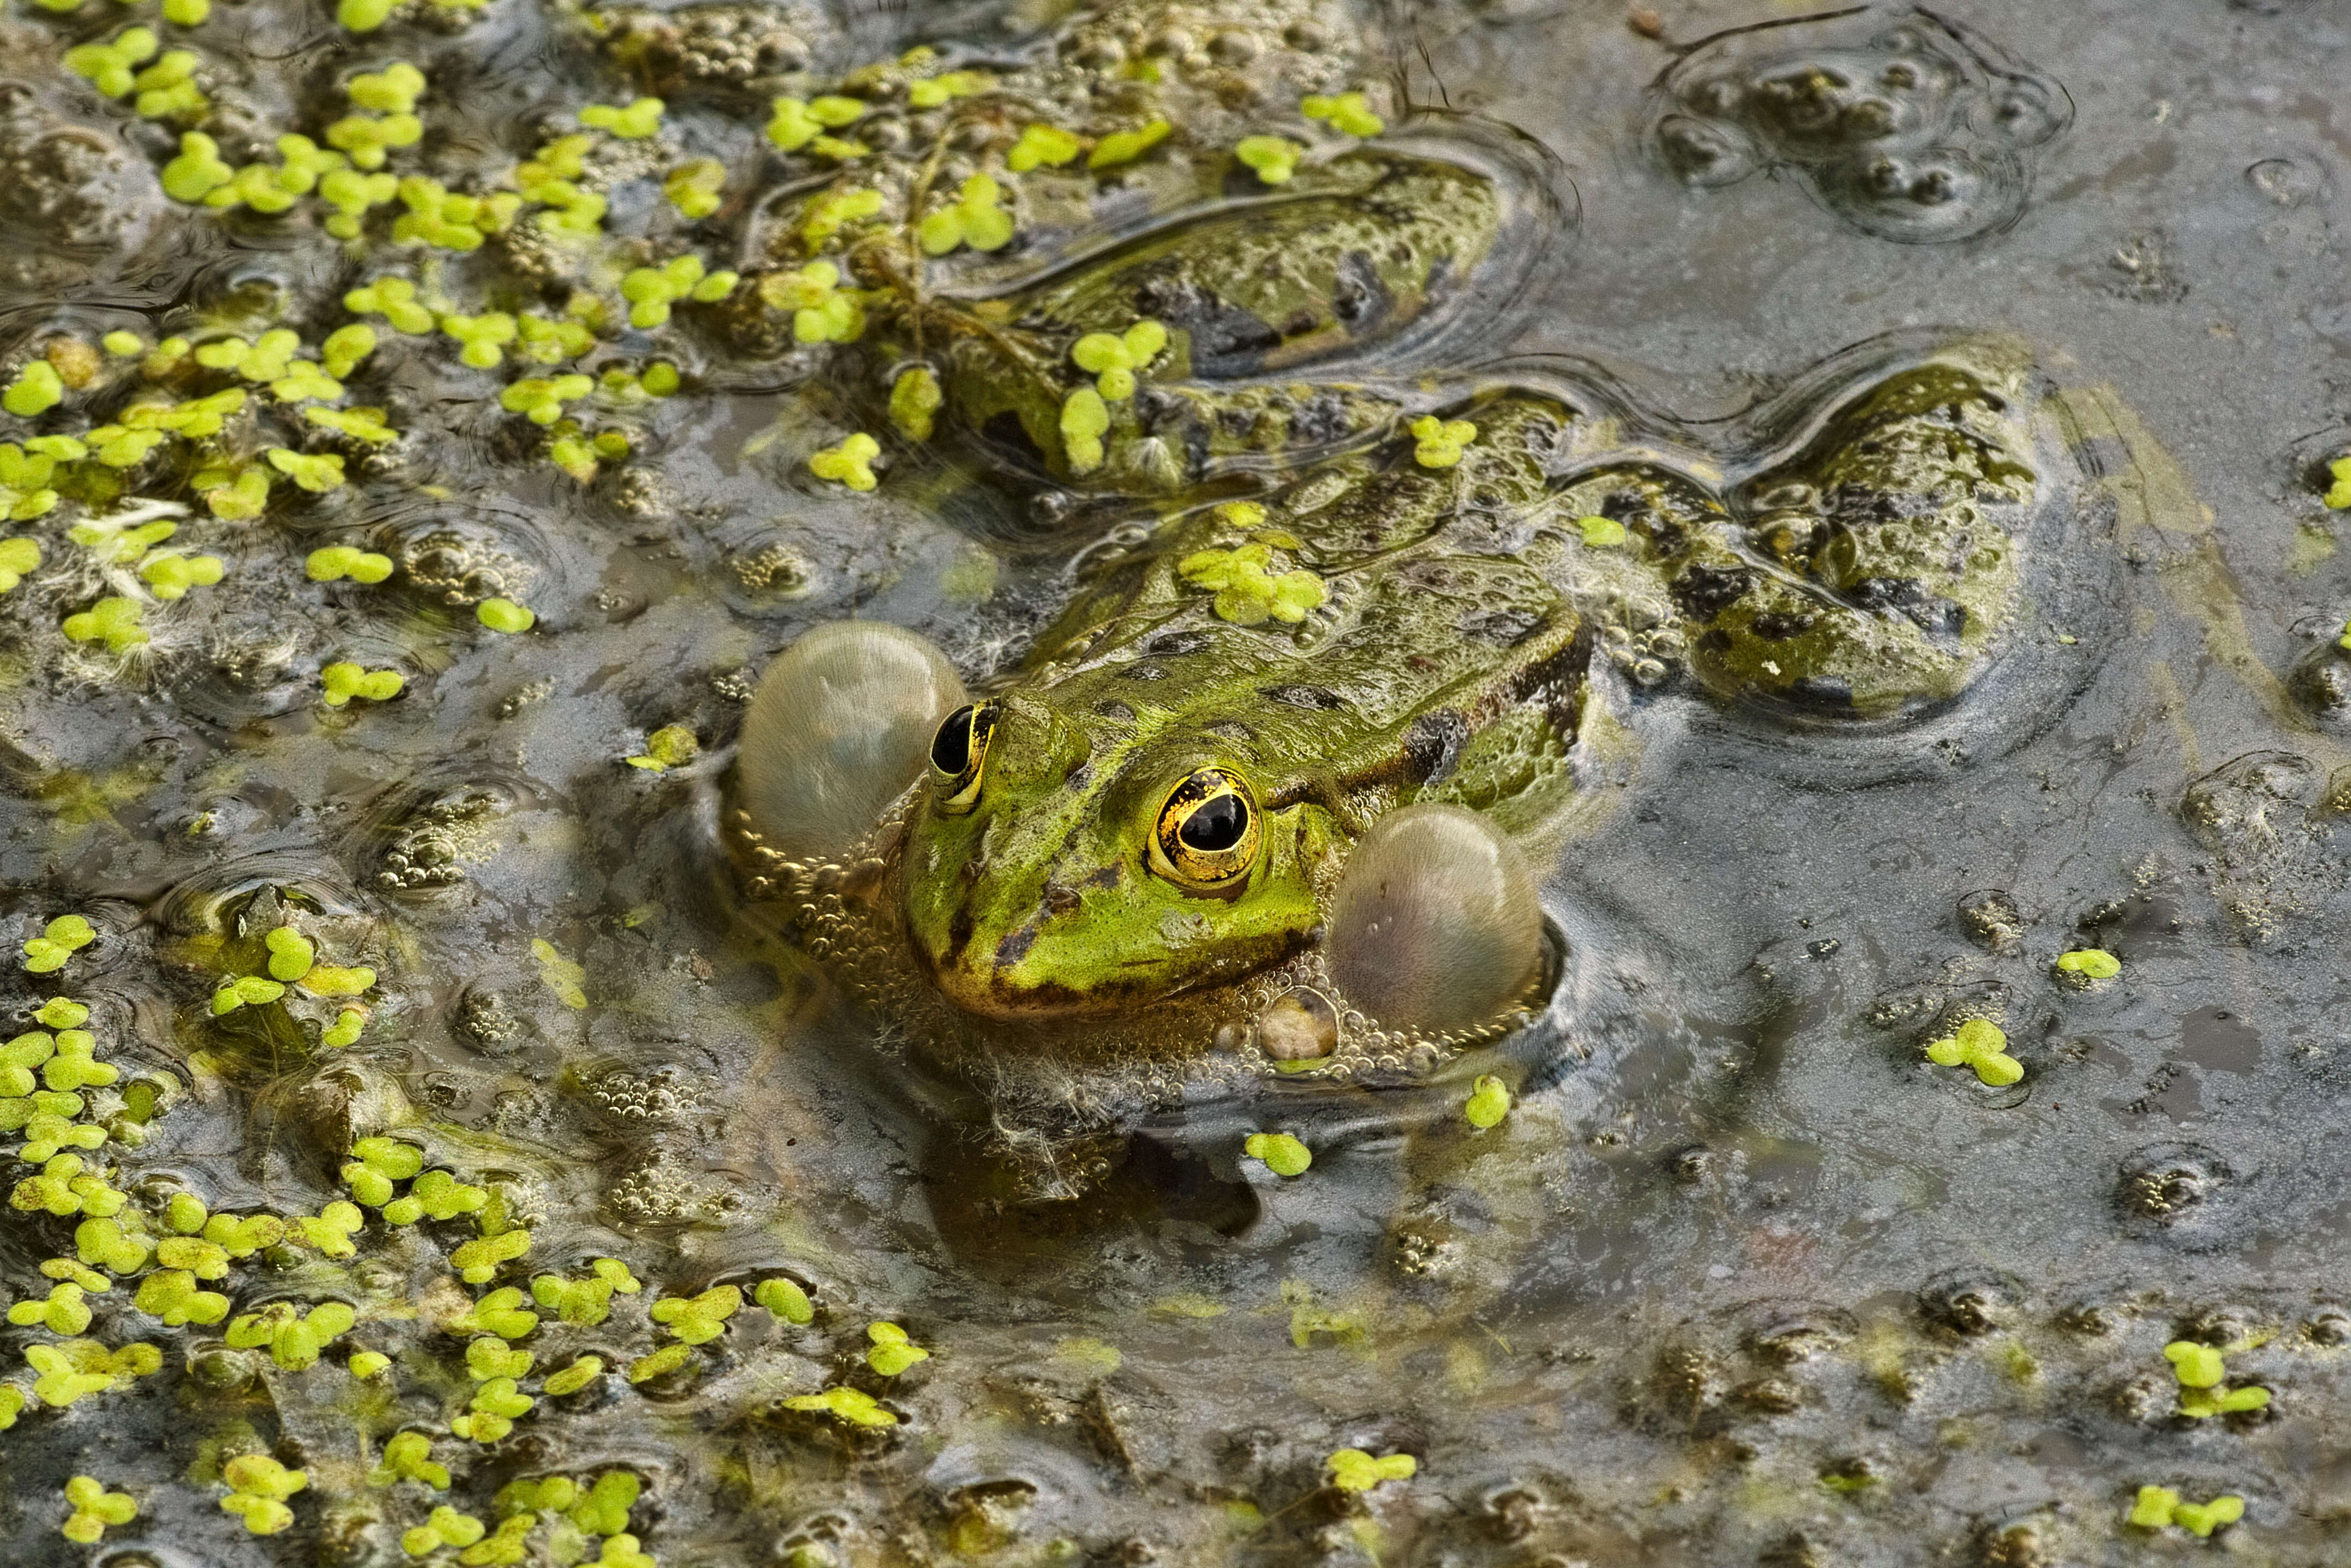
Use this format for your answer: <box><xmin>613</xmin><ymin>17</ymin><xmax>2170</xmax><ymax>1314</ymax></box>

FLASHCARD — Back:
<box><xmin>1666</xmin><ymin>353</ymin><xmax>2041</xmax><ymax>720</ymax></box>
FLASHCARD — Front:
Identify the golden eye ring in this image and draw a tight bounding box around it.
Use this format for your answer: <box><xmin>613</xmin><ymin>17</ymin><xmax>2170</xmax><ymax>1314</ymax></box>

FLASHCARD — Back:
<box><xmin>1149</xmin><ymin>766</ymin><xmax>1261</xmax><ymax>891</ymax></box>
<box><xmin>928</xmin><ymin>701</ymin><xmax>997</xmax><ymax>813</ymax></box>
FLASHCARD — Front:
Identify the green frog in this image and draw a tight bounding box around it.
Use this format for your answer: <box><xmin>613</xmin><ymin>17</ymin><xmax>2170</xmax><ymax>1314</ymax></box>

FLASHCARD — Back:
<box><xmin>723</xmin><ymin>1</ymin><xmax>2062</xmax><ymax>1105</ymax></box>
<box><xmin>732</xmin><ymin>347</ymin><xmax>2053</xmax><ymax>1096</ymax></box>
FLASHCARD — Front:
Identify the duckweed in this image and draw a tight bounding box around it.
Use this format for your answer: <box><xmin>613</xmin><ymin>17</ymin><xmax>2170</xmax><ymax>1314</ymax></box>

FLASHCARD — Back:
<box><xmin>796</xmin><ymin>185</ymin><xmax>885</xmax><ymax>247</ymax></box>
<box><xmin>9</xmin><ymin>1282</ymin><xmax>95</xmax><ymax>1334</ymax></box>
<box><xmin>1411</xmin><ymin>414</ymin><xmax>1478</xmax><ymax>468</ymax></box>
<box><xmin>2174</xmin><ymin>1495</ymin><xmax>2247</xmax><ymax>1537</ymax></box>
<box><xmin>580</xmin><ymin>96</ymin><xmax>665</xmax><ymax>138</ymax></box>
<box><xmin>346</xmin><ymin>277</ymin><xmax>439</xmax><ymax>334</ymax></box>
<box><xmin>61</xmin><ymin>1476</ymin><xmax>138</xmax><ymax>1543</ymax></box>
<box><xmin>501</xmin><ymin>374</ymin><xmax>594</xmax><ymax>426</ymax></box>
<box><xmin>782</xmin><ymin>1386</ymin><xmax>897</xmax><ymax>1426</ymax></box>
<box><xmin>2163</xmin><ymin>1339</ymin><xmax>2272</xmax><ymax>1417</ymax></box>
<box><xmin>626</xmin><ymin>725</ymin><xmax>699</xmax><ymax>771</ymax></box>
<box><xmin>664</xmin><ymin>158</ymin><xmax>726</xmax><ymax>219</ymax></box>
<box><xmin>450</xmin><ymin>1227</ymin><xmax>532</xmax><ymax>1284</ymax></box>
<box><xmin>1244</xmin><ymin>1131</ymin><xmax>1313</xmax><ymax>1176</ymax></box>
<box><xmin>1087</xmin><ymin>116</ymin><xmax>1171</xmax><ymax>168</ymax></box>
<box><xmin>544</xmin><ymin>1354</ymin><xmax>605</xmax><ymax>1395</ymax></box>
<box><xmin>889</xmin><ymin>366</ymin><xmax>942</xmax><ymax>441</ymax></box>
<box><xmin>211</xmin><ymin>975</ymin><xmax>286</xmax><ymax>1014</ymax></box>
<box><xmin>139</xmin><ymin>551</ymin><xmax>224</xmax><ymax>599</ymax></box>
<box><xmin>130</xmin><ymin>51</ymin><xmax>206</xmax><ymax>120</ymax></box>
<box><xmin>620</xmin><ymin>255</ymin><xmax>735</xmax><ymax>328</ymax></box>
<box><xmin>2055</xmin><ymin>947</ymin><xmax>2121</xmax><ymax>980</ymax></box>
<box><xmin>22</xmin><ymin>915</ymin><xmax>96</xmax><ymax>972</ymax></box>
<box><xmin>225</xmin><ymin>1300</ymin><xmax>356</xmax><ymax>1370</ymax></box>
<box><xmin>2325</xmin><ymin>455</ymin><xmax>2351</xmax><ymax>509</ymax></box>
<box><xmin>307</xmin><ymin>545</ymin><xmax>395</xmax><ymax>583</ymax></box>
<box><xmin>809</xmin><ymin>432</ymin><xmax>881</xmax><ymax>491</ymax></box>
<box><xmin>1178</xmin><ymin>544</ymin><xmax>1325</xmax><ymax>626</ymax></box>
<box><xmin>371</xmin><ymin>1430</ymin><xmax>453</xmax><ymax>1490</ymax></box>
<box><xmin>1576</xmin><ymin>514</ymin><xmax>1629</xmax><ymax>547</ymax></box>
<box><xmin>0</xmin><ymin>536</ymin><xmax>49</xmax><ymax>591</ymax></box>
<box><xmin>1464</xmin><ymin>1074</ymin><xmax>1512</xmax><ymax>1128</ymax></box>
<box><xmin>349</xmin><ymin>1349</ymin><xmax>392</xmax><ymax>1377</ymax></box>
<box><xmin>1007</xmin><ymin>122</ymin><xmax>1083</xmax><ymax>170</ymax></box>
<box><xmin>466</xmin><ymin>1335</ymin><xmax>533</xmax><ymax>1381</ymax></box>
<box><xmin>267</xmin><ymin>448</ymin><xmax>347</xmax><ymax>493</ymax></box>
<box><xmin>4</xmin><ymin>360</ymin><xmax>66</xmax><ymax>417</ymax></box>
<box><xmin>294</xmin><ymin>1201</ymin><xmax>364</xmax><ymax>1255</ymax></box>
<box><xmin>755</xmin><ymin>1276</ymin><xmax>815</xmax><ymax>1325</ymax></box>
<box><xmin>1301</xmin><ymin>91</ymin><xmax>1386</xmax><ymax>137</ymax></box>
<box><xmin>451</xmin><ymin>1285</ymin><xmax>539</xmax><ymax>1338</ymax></box>
<box><xmin>761</xmin><ymin>261</ymin><xmax>866</xmax><ymax>343</ymax></box>
<box><xmin>916</xmin><ymin>173</ymin><xmax>1014</xmax><ymax>255</ymax></box>
<box><xmin>649</xmin><ymin>1284</ymin><xmax>740</xmax><ymax>1345</ymax></box>
<box><xmin>476</xmin><ymin>597</ymin><xmax>535</xmax><ymax>633</ymax></box>
<box><xmin>452</xmin><ymin>1374</ymin><xmax>535</xmax><ymax>1441</ymax></box>
<box><xmin>626</xmin><ymin>1342</ymin><xmax>691</xmax><ymax>1383</ymax></box>
<box><xmin>1070</xmin><ymin>319</ymin><xmax>1168</xmax><ymax>400</ymax></box>
<box><xmin>261</xmin><ymin>927</ymin><xmax>314</xmax><ymax>986</ymax></box>
<box><xmin>220</xmin><ymin>1454</ymin><xmax>308</xmax><ymax>1534</ymax></box>
<box><xmin>765</xmin><ymin>94</ymin><xmax>866</xmax><ymax>152</ymax></box>
<box><xmin>63</xmin><ymin>597</ymin><xmax>150</xmax><ymax>653</ymax></box>
<box><xmin>865</xmin><ymin>1320</ymin><xmax>929</xmax><ymax>1374</ymax></box>
<box><xmin>402</xmin><ymin>1504</ymin><xmax>486</xmax><ymax>1555</ymax></box>
<box><xmin>321</xmin><ymin>1008</ymin><xmax>367</xmax><ymax>1047</ymax></box>
<box><xmin>1</xmin><ymin>443</ymin><xmax>63</xmax><ymax>521</ymax></box>
<box><xmin>1924</xmin><ymin>1017</ymin><xmax>2023</xmax><ymax>1086</ymax></box>
<box><xmin>1060</xmin><ymin>387</ymin><xmax>1110</xmax><ymax>472</ymax></box>
<box><xmin>26</xmin><ymin>1338</ymin><xmax>160</xmax><ymax>1406</ymax></box>
<box><xmin>386</xmin><ymin>1169</ymin><xmax>487</xmax><ymax>1225</ymax></box>
<box><xmin>1326</xmin><ymin>1448</ymin><xmax>1417</xmax><ymax>1492</ymax></box>
<box><xmin>74</xmin><ymin>1214</ymin><xmax>150</xmax><ymax>1273</ymax></box>
<box><xmin>1234</xmin><ymin>135</ymin><xmax>1303</xmax><ymax>185</ymax></box>
<box><xmin>343</xmin><ymin>1136</ymin><xmax>425</xmax><ymax>1204</ymax></box>
<box><xmin>134</xmin><ymin>1269</ymin><xmax>228</xmax><ymax>1326</ymax></box>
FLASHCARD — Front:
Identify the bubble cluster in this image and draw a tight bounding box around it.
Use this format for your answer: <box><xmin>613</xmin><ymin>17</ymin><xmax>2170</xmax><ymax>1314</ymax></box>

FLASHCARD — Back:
<box><xmin>1649</xmin><ymin>8</ymin><xmax>2070</xmax><ymax>243</ymax></box>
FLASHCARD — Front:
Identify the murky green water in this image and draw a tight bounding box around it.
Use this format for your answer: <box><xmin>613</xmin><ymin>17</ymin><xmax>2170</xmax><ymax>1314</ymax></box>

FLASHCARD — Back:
<box><xmin>5</xmin><ymin>0</ymin><xmax>2351</xmax><ymax>1563</ymax></box>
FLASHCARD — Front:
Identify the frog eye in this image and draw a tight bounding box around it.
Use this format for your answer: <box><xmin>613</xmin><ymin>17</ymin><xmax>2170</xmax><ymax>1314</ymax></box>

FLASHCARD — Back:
<box><xmin>929</xmin><ymin>701</ymin><xmax>998</xmax><ymax>813</ymax></box>
<box><xmin>1150</xmin><ymin>767</ymin><xmax>1261</xmax><ymax>890</ymax></box>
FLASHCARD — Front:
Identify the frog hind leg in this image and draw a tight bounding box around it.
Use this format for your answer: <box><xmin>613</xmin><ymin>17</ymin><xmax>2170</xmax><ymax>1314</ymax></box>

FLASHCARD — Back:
<box><xmin>1663</xmin><ymin>349</ymin><xmax>2043</xmax><ymax>722</ymax></box>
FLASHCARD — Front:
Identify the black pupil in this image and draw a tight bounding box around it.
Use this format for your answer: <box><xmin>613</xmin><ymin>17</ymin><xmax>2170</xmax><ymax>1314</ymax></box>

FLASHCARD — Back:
<box><xmin>931</xmin><ymin>707</ymin><xmax>976</xmax><ymax>775</ymax></box>
<box><xmin>1179</xmin><ymin>792</ymin><xmax>1247</xmax><ymax>852</ymax></box>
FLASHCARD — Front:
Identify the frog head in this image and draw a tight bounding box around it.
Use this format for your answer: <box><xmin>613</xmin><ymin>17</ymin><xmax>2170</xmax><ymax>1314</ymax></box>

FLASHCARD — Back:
<box><xmin>898</xmin><ymin>693</ymin><xmax>1332</xmax><ymax>1021</ymax></box>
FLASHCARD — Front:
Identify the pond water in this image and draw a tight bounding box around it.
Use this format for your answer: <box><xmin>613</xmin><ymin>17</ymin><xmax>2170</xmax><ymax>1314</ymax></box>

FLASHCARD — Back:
<box><xmin>3</xmin><ymin>0</ymin><xmax>2350</xmax><ymax>1563</ymax></box>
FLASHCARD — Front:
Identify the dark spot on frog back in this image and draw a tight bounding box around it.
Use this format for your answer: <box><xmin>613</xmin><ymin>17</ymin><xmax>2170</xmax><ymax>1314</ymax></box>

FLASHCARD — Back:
<box><xmin>1671</xmin><ymin>562</ymin><xmax>1754</xmax><ymax>620</ymax></box>
<box><xmin>1461</xmin><ymin>607</ymin><xmax>1549</xmax><ymax>646</ymax></box>
<box><xmin>1131</xmin><ymin>270</ymin><xmax>1281</xmax><ymax>376</ymax></box>
<box><xmin>1261</xmin><ymin>684</ymin><xmax>1349</xmax><ymax>711</ymax></box>
<box><xmin>1403</xmin><ymin>710</ymin><xmax>1470</xmax><ymax>785</ymax></box>
<box><xmin>1329</xmin><ymin>250</ymin><xmax>1393</xmax><ymax>332</ymax></box>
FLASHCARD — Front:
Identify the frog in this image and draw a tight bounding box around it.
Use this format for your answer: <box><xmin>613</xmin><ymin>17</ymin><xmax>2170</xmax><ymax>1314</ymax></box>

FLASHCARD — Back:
<box><xmin>721</xmin><ymin>0</ymin><xmax>2069</xmax><ymax>1120</ymax></box>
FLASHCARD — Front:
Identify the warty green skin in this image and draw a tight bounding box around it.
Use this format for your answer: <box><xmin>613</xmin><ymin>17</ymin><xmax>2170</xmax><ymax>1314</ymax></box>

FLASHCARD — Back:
<box><xmin>899</xmin><ymin>397</ymin><xmax>1589</xmax><ymax>1025</ymax></box>
<box><xmin>882</xmin><ymin>357</ymin><xmax>2044</xmax><ymax>1041</ymax></box>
